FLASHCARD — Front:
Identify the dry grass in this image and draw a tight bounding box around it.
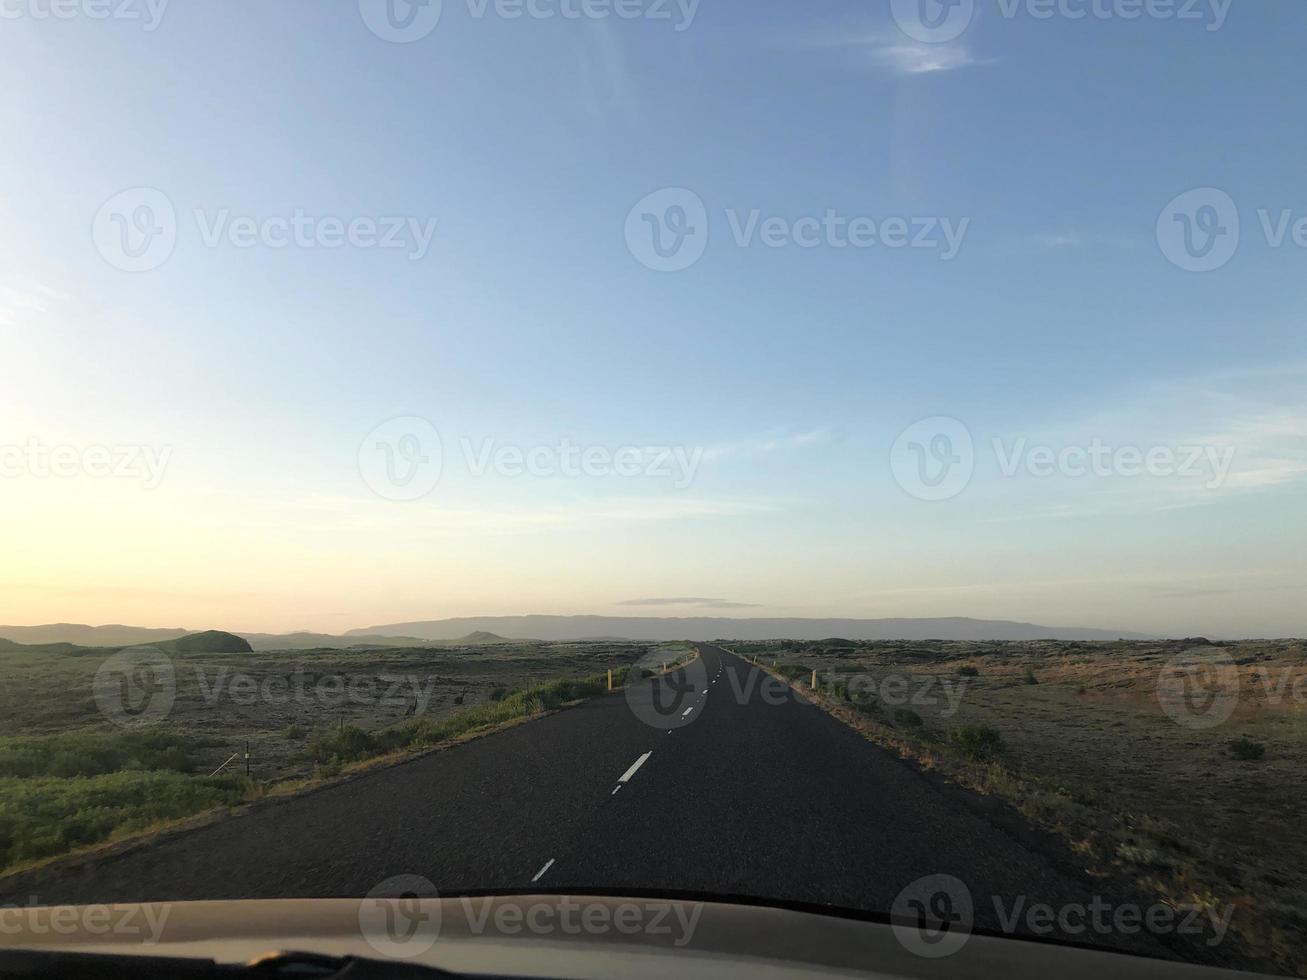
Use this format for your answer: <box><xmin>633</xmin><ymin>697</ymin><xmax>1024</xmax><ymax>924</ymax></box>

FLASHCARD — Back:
<box><xmin>0</xmin><ymin>641</ymin><xmax>684</xmax><ymax>878</ymax></box>
<box><xmin>740</xmin><ymin>638</ymin><xmax>1307</xmax><ymax>977</ymax></box>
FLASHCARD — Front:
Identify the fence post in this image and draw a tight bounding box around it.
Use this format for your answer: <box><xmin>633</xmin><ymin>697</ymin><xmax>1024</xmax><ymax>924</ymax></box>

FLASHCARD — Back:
<box><xmin>607</xmin><ymin>669</ymin><xmax>613</xmax><ymax>692</ymax></box>
<box><xmin>811</xmin><ymin>669</ymin><xmax>818</xmax><ymax>690</ymax></box>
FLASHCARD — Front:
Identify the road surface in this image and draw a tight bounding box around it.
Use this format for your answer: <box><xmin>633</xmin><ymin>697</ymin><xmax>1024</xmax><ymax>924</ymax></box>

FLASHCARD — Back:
<box><xmin>0</xmin><ymin>646</ymin><xmax>1212</xmax><ymax>962</ymax></box>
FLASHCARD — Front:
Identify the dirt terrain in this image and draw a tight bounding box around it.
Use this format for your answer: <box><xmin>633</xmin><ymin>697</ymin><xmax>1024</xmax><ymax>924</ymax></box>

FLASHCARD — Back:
<box><xmin>731</xmin><ymin>637</ymin><xmax>1307</xmax><ymax>976</ymax></box>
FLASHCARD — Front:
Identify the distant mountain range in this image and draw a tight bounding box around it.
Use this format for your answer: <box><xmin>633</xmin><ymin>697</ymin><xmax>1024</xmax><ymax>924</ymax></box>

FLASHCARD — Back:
<box><xmin>0</xmin><ymin>616</ymin><xmax>1154</xmax><ymax>650</ymax></box>
<box><xmin>345</xmin><ymin>615</ymin><xmax>1154</xmax><ymax>642</ymax></box>
<box><xmin>0</xmin><ymin>624</ymin><xmax>520</xmax><ymax>651</ymax></box>
<box><xmin>0</xmin><ymin>623</ymin><xmax>192</xmax><ymax>647</ymax></box>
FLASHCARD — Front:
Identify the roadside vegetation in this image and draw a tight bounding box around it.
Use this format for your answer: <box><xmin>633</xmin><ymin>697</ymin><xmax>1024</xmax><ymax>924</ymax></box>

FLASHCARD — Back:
<box><xmin>306</xmin><ymin>668</ymin><xmax>635</xmax><ymax>772</ymax></box>
<box><xmin>0</xmin><ymin>641</ymin><xmax>672</xmax><ymax>877</ymax></box>
<box><xmin>741</xmin><ymin>638</ymin><xmax>1307</xmax><ymax>977</ymax></box>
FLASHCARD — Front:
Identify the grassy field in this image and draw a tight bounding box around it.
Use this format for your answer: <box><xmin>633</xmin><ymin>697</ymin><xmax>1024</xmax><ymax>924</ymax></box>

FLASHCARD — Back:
<box><xmin>0</xmin><ymin>640</ymin><xmax>688</xmax><ymax>876</ymax></box>
<box><xmin>731</xmin><ymin>637</ymin><xmax>1307</xmax><ymax>977</ymax></box>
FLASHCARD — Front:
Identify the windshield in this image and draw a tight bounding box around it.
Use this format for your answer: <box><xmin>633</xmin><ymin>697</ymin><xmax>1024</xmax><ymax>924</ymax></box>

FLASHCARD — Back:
<box><xmin>1</xmin><ymin>1</ymin><xmax>1304</xmax><ymax>976</ymax></box>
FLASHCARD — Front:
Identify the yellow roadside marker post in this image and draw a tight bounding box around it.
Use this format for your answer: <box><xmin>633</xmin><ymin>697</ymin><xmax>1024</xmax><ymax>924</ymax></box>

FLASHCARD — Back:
<box><xmin>608</xmin><ymin>669</ymin><xmax>613</xmax><ymax>692</ymax></box>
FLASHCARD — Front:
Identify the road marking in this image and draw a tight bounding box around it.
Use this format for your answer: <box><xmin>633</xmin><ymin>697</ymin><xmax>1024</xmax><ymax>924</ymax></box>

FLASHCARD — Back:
<box><xmin>532</xmin><ymin>858</ymin><xmax>555</xmax><ymax>882</ymax></box>
<box><xmin>681</xmin><ymin>706</ymin><xmax>694</xmax><ymax>718</ymax></box>
<box><xmin>611</xmin><ymin>784</ymin><xmax>622</xmax><ymax>795</ymax></box>
<box><xmin>618</xmin><ymin>751</ymin><xmax>652</xmax><ymax>783</ymax></box>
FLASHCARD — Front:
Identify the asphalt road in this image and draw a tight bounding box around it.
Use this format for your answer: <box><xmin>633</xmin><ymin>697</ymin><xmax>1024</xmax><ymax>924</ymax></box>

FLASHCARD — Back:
<box><xmin>0</xmin><ymin>646</ymin><xmax>1212</xmax><ymax>961</ymax></box>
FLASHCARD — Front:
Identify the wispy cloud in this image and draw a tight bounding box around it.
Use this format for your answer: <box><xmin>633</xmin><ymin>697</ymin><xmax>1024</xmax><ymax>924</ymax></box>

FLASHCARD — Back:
<box><xmin>798</xmin><ymin>31</ymin><xmax>992</xmax><ymax>76</ymax></box>
<box><xmin>702</xmin><ymin>428</ymin><xmax>833</xmax><ymax>464</ymax></box>
<box><xmin>0</xmin><ymin>279</ymin><xmax>64</xmax><ymax>327</ymax></box>
<box><xmin>268</xmin><ymin>492</ymin><xmax>782</xmax><ymax>536</ymax></box>
<box><xmin>619</xmin><ymin>597</ymin><xmax>760</xmax><ymax>609</ymax></box>
<box><xmin>1155</xmin><ymin>584</ymin><xmax>1303</xmax><ymax>600</ymax></box>
<box><xmin>975</xmin><ymin>364</ymin><xmax>1307</xmax><ymax>519</ymax></box>
<box><xmin>569</xmin><ymin>19</ymin><xmax>637</xmax><ymax>124</ymax></box>
<box><xmin>1024</xmin><ymin>231</ymin><xmax>1143</xmax><ymax>252</ymax></box>
<box><xmin>870</xmin><ymin>39</ymin><xmax>987</xmax><ymax>75</ymax></box>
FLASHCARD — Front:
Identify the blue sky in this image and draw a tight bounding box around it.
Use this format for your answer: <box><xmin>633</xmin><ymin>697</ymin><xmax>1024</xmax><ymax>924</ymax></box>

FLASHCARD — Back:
<box><xmin>2</xmin><ymin>0</ymin><xmax>1305</xmax><ymax>636</ymax></box>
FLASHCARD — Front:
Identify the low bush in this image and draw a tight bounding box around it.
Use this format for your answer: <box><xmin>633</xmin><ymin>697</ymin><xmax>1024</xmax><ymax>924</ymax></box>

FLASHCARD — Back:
<box><xmin>774</xmin><ymin>664</ymin><xmax>812</xmax><ymax>683</ymax></box>
<box><xmin>1228</xmin><ymin>737</ymin><xmax>1266</xmax><ymax>761</ymax></box>
<box><xmin>307</xmin><ymin>667</ymin><xmax>633</xmax><ymax>768</ymax></box>
<box><xmin>0</xmin><ymin>730</ymin><xmax>194</xmax><ymax>779</ymax></box>
<box><xmin>0</xmin><ymin>771</ymin><xmax>250</xmax><ymax>870</ymax></box>
<box><xmin>950</xmin><ymin>725</ymin><xmax>1004</xmax><ymax>758</ymax></box>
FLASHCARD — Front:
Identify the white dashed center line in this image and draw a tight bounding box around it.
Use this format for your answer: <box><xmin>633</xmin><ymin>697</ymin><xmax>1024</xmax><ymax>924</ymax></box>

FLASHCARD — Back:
<box><xmin>532</xmin><ymin>858</ymin><xmax>555</xmax><ymax>882</ymax></box>
<box><xmin>618</xmin><ymin>751</ymin><xmax>652</xmax><ymax>784</ymax></box>
<box><xmin>681</xmin><ymin>706</ymin><xmax>694</xmax><ymax>718</ymax></box>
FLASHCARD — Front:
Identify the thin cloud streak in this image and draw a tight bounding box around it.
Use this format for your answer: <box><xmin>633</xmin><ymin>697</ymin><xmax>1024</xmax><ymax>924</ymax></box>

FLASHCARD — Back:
<box><xmin>618</xmin><ymin>597</ymin><xmax>760</xmax><ymax>609</ymax></box>
<box><xmin>797</xmin><ymin>30</ymin><xmax>993</xmax><ymax>76</ymax></box>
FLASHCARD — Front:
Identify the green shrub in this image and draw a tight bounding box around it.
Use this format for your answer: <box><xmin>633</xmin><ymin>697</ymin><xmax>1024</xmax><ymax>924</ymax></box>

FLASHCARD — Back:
<box><xmin>284</xmin><ymin>725</ymin><xmax>307</xmax><ymax>740</ymax></box>
<box><xmin>893</xmin><ymin>708</ymin><xmax>924</xmax><ymax>728</ymax></box>
<box><xmin>488</xmin><ymin>687</ymin><xmax>508</xmax><ymax>702</ymax></box>
<box><xmin>0</xmin><ymin>730</ymin><xmax>195</xmax><ymax>779</ymax></box>
<box><xmin>950</xmin><ymin>725</ymin><xmax>1004</xmax><ymax>758</ymax></box>
<box><xmin>1023</xmin><ymin>666</ymin><xmax>1039</xmax><ymax>685</ymax></box>
<box><xmin>957</xmin><ymin>665</ymin><xmax>979</xmax><ymax>677</ymax></box>
<box><xmin>775</xmin><ymin>664</ymin><xmax>811</xmax><ymax>683</ymax></box>
<box><xmin>306</xmin><ymin>668</ymin><xmax>631</xmax><ymax>768</ymax></box>
<box><xmin>1228</xmin><ymin>737</ymin><xmax>1266</xmax><ymax>761</ymax></box>
<box><xmin>0</xmin><ymin>771</ymin><xmax>250</xmax><ymax>871</ymax></box>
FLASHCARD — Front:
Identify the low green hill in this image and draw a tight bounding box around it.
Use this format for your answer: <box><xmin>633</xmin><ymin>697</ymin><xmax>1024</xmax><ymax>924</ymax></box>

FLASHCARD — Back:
<box><xmin>159</xmin><ymin>630</ymin><xmax>253</xmax><ymax>654</ymax></box>
<box><xmin>455</xmin><ymin>631</ymin><xmax>512</xmax><ymax>645</ymax></box>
